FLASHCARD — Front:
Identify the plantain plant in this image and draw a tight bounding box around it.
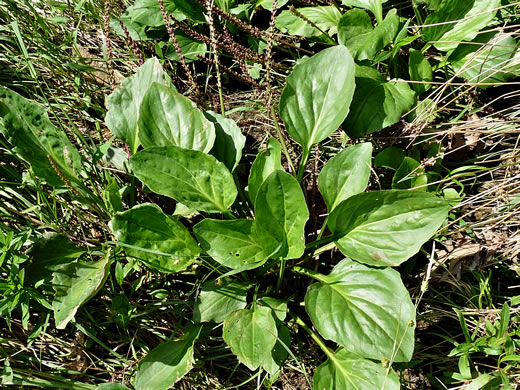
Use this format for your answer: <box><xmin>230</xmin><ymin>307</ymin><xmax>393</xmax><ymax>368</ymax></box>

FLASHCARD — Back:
<box><xmin>105</xmin><ymin>45</ymin><xmax>449</xmax><ymax>388</ymax></box>
<box><xmin>0</xmin><ymin>45</ymin><xmax>450</xmax><ymax>389</ymax></box>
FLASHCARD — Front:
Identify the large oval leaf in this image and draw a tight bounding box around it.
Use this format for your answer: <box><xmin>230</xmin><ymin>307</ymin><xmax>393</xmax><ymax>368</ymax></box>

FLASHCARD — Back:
<box><xmin>318</xmin><ymin>143</ymin><xmax>372</xmax><ymax>213</ymax></box>
<box><xmin>255</xmin><ymin>170</ymin><xmax>309</xmax><ymax>259</ymax></box>
<box><xmin>52</xmin><ymin>255</ymin><xmax>110</xmax><ymax>329</ymax></box>
<box><xmin>135</xmin><ymin>325</ymin><xmax>201</xmax><ymax>390</ymax></box>
<box><xmin>344</xmin><ymin>66</ymin><xmax>415</xmax><ymax>138</ymax></box>
<box><xmin>313</xmin><ymin>349</ymin><xmax>400</xmax><ymax>389</ymax></box>
<box><xmin>275</xmin><ymin>6</ymin><xmax>342</xmax><ymax>38</ymax></box>
<box><xmin>105</xmin><ymin>58</ymin><xmax>170</xmax><ymax>153</ymax></box>
<box><xmin>206</xmin><ymin>111</ymin><xmax>246</xmax><ymax>173</ymax></box>
<box><xmin>194</xmin><ymin>219</ymin><xmax>267</xmax><ymax>269</ymax></box>
<box><xmin>248</xmin><ymin>138</ymin><xmax>282</xmax><ymax>207</ymax></box>
<box><xmin>193</xmin><ymin>280</ymin><xmax>250</xmax><ymax>323</ymax></box>
<box><xmin>0</xmin><ymin>87</ymin><xmax>82</xmax><ymax>187</ymax></box>
<box><xmin>138</xmin><ymin>83</ymin><xmax>215</xmax><ymax>152</ymax></box>
<box><xmin>328</xmin><ymin>190</ymin><xmax>449</xmax><ymax>266</ymax></box>
<box><xmin>338</xmin><ymin>8</ymin><xmax>399</xmax><ymax>61</ymax></box>
<box><xmin>223</xmin><ymin>306</ymin><xmax>278</xmax><ymax>371</ymax></box>
<box><xmin>110</xmin><ymin>203</ymin><xmax>200</xmax><ymax>273</ymax></box>
<box><xmin>279</xmin><ymin>45</ymin><xmax>355</xmax><ymax>153</ymax></box>
<box><xmin>130</xmin><ymin>146</ymin><xmax>237</xmax><ymax>213</ymax></box>
<box><xmin>423</xmin><ymin>0</ymin><xmax>500</xmax><ymax>52</ymax></box>
<box><xmin>341</xmin><ymin>0</ymin><xmax>385</xmax><ymax>23</ymax></box>
<box><xmin>449</xmin><ymin>32</ymin><xmax>520</xmax><ymax>86</ymax></box>
<box><xmin>305</xmin><ymin>259</ymin><xmax>416</xmax><ymax>362</ymax></box>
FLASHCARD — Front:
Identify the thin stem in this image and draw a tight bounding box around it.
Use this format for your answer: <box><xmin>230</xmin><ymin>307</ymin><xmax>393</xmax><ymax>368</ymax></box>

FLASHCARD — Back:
<box><xmin>276</xmin><ymin>257</ymin><xmax>286</xmax><ymax>292</ymax></box>
<box><xmin>289</xmin><ymin>312</ymin><xmax>335</xmax><ymax>360</ymax></box>
<box><xmin>270</xmin><ymin>105</ymin><xmax>296</xmax><ymax>175</ymax></box>
<box><xmin>297</xmin><ymin>148</ymin><xmax>310</xmax><ymax>182</ymax></box>
<box><xmin>315</xmin><ymin>215</ymin><xmax>329</xmax><ymax>242</ymax></box>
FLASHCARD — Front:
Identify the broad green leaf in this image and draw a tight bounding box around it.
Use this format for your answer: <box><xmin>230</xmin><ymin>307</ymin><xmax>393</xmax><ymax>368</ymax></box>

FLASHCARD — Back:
<box><xmin>344</xmin><ymin>66</ymin><xmax>415</xmax><ymax>138</ymax></box>
<box><xmin>305</xmin><ymin>259</ymin><xmax>416</xmax><ymax>361</ymax></box>
<box><xmin>392</xmin><ymin>157</ymin><xmax>427</xmax><ymax>190</ymax></box>
<box><xmin>113</xmin><ymin>0</ymin><xmax>186</xmax><ymax>41</ymax></box>
<box><xmin>165</xmin><ymin>32</ymin><xmax>207</xmax><ymax>62</ymax></box>
<box><xmin>423</xmin><ymin>0</ymin><xmax>500</xmax><ymax>51</ymax></box>
<box><xmin>52</xmin><ymin>256</ymin><xmax>110</xmax><ymax>329</ymax></box>
<box><xmin>166</xmin><ymin>0</ymin><xmax>206</xmax><ymax>23</ymax></box>
<box><xmin>0</xmin><ymin>87</ymin><xmax>82</xmax><ymax>187</ymax></box>
<box><xmin>313</xmin><ymin>349</ymin><xmax>400</xmax><ymax>389</ymax></box>
<box><xmin>257</xmin><ymin>297</ymin><xmax>288</xmax><ymax>322</ymax></box>
<box><xmin>338</xmin><ymin>8</ymin><xmax>399</xmax><ymax>61</ymax></box>
<box><xmin>449</xmin><ymin>32</ymin><xmax>520</xmax><ymax>86</ymax></box>
<box><xmin>337</xmin><ymin>9</ymin><xmax>373</xmax><ymax>54</ymax></box>
<box><xmin>193</xmin><ymin>280</ymin><xmax>249</xmax><ymax>323</ymax></box>
<box><xmin>110</xmin><ymin>203</ymin><xmax>200</xmax><ymax>273</ymax></box>
<box><xmin>318</xmin><ymin>143</ymin><xmax>372</xmax><ymax>213</ymax></box>
<box><xmin>206</xmin><ymin>111</ymin><xmax>246</xmax><ymax>172</ymax></box>
<box><xmin>121</xmin><ymin>0</ymin><xmax>165</xmax><ymax>27</ymax></box>
<box><xmin>135</xmin><ymin>325</ymin><xmax>201</xmax><ymax>390</ymax></box>
<box><xmin>409</xmin><ymin>48</ymin><xmax>433</xmax><ymax>95</ymax></box>
<box><xmin>280</xmin><ymin>46</ymin><xmax>355</xmax><ymax>153</ymax></box>
<box><xmin>138</xmin><ymin>83</ymin><xmax>215</xmax><ymax>152</ymax></box>
<box><xmin>374</xmin><ymin>146</ymin><xmax>405</xmax><ymax>170</ymax></box>
<box><xmin>341</xmin><ymin>0</ymin><xmax>386</xmax><ymax>23</ymax></box>
<box><xmin>130</xmin><ymin>146</ymin><xmax>237</xmax><ymax>213</ymax></box>
<box><xmin>328</xmin><ymin>190</ymin><xmax>450</xmax><ymax>266</ymax></box>
<box><xmin>223</xmin><ymin>306</ymin><xmax>278</xmax><ymax>370</ymax></box>
<box><xmin>25</xmin><ymin>233</ymin><xmax>85</xmax><ymax>284</ymax></box>
<box><xmin>275</xmin><ymin>6</ymin><xmax>342</xmax><ymax>38</ymax></box>
<box><xmin>194</xmin><ymin>219</ymin><xmax>266</xmax><ymax>269</ymax></box>
<box><xmin>280</xmin><ymin>45</ymin><xmax>356</xmax><ymax>153</ymax></box>
<box><xmin>255</xmin><ymin>170</ymin><xmax>309</xmax><ymax>259</ymax></box>
<box><xmin>248</xmin><ymin>138</ymin><xmax>282</xmax><ymax>206</ymax></box>
<box><xmin>262</xmin><ymin>324</ymin><xmax>291</xmax><ymax>376</ymax></box>
<box><xmin>105</xmin><ymin>58</ymin><xmax>170</xmax><ymax>154</ymax></box>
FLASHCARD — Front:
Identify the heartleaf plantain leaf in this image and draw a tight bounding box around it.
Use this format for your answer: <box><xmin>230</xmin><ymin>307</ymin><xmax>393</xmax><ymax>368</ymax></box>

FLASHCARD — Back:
<box><xmin>52</xmin><ymin>255</ymin><xmax>111</xmax><ymax>329</ymax></box>
<box><xmin>313</xmin><ymin>349</ymin><xmax>400</xmax><ymax>389</ymax></box>
<box><xmin>135</xmin><ymin>325</ymin><xmax>202</xmax><ymax>390</ymax></box>
<box><xmin>423</xmin><ymin>0</ymin><xmax>500</xmax><ymax>51</ymax></box>
<box><xmin>193</xmin><ymin>280</ymin><xmax>250</xmax><ymax>323</ymax></box>
<box><xmin>279</xmin><ymin>45</ymin><xmax>355</xmax><ymax>154</ymax></box>
<box><xmin>111</xmin><ymin>203</ymin><xmax>200</xmax><ymax>273</ymax></box>
<box><xmin>25</xmin><ymin>233</ymin><xmax>85</xmax><ymax>284</ymax></box>
<box><xmin>275</xmin><ymin>6</ymin><xmax>342</xmax><ymax>38</ymax></box>
<box><xmin>130</xmin><ymin>146</ymin><xmax>237</xmax><ymax>213</ymax></box>
<box><xmin>409</xmin><ymin>48</ymin><xmax>433</xmax><ymax>95</ymax></box>
<box><xmin>255</xmin><ymin>170</ymin><xmax>309</xmax><ymax>259</ymax></box>
<box><xmin>262</xmin><ymin>324</ymin><xmax>292</xmax><ymax>376</ymax></box>
<box><xmin>223</xmin><ymin>306</ymin><xmax>278</xmax><ymax>371</ymax></box>
<box><xmin>392</xmin><ymin>157</ymin><xmax>427</xmax><ymax>190</ymax></box>
<box><xmin>194</xmin><ymin>219</ymin><xmax>267</xmax><ymax>269</ymax></box>
<box><xmin>341</xmin><ymin>0</ymin><xmax>386</xmax><ymax>23</ymax></box>
<box><xmin>328</xmin><ymin>190</ymin><xmax>449</xmax><ymax>266</ymax></box>
<box><xmin>206</xmin><ymin>111</ymin><xmax>246</xmax><ymax>172</ymax></box>
<box><xmin>105</xmin><ymin>58</ymin><xmax>170</xmax><ymax>153</ymax></box>
<box><xmin>449</xmin><ymin>32</ymin><xmax>520</xmax><ymax>87</ymax></box>
<box><xmin>318</xmin><ymin>143</ymin><xmax>372</xmax><ymax>213</ymax></box>
<box><xmin>338</xmin><ymin>8</ymin><xmax>399</xmax><ymax>61</ymax></box>
<box><xmin>305</xmin><ymin>259</ymin><xmax>416</xmax><ymax>361</ymax></box>
<box><xmin>344</xmin><ymin>66</ymin><xmax>415</xmax><ymax>138</ymax></box>
<box><xmin>138</xmin><ymin>83</ymin><xmax>215</xmax><ymax>152</ymax></box>
<box><xmin>248</xmin><ymin>138</ymin><xmax>282</xmax><ymax>207</ymax></box>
